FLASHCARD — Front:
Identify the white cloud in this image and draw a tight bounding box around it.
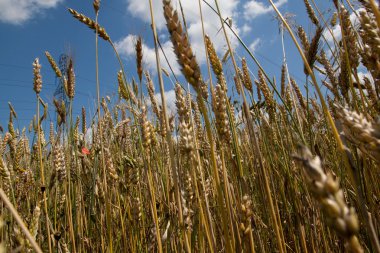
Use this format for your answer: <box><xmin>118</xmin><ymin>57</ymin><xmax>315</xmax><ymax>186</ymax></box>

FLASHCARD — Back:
<box><xmin>241</xmin><ymin>24</ymin><xmax>252</xmax><ymax>35</ymax></box>
<box><xmin>115</xmin><ymin>34</ymin><xmax>181</xmax><ymax>75</ymax></box>
<box><xmin>119</xmin><ymin>0</ymin><xmax>240</xmax><ymax>73</ymax></box>
<box><xmin>0</xmin><ymin>0</ymin><xmax>63</xmax><ymax>25</ymax></box>
<box><xmin>146</xmin><ymin>89</ymin><xmax>177</xmax><ymax>115</ymax></box>
<box><xmin>156</xmin><ymin>89</ymin><xmax>176</xmax><ymax>115</ymax></box>
<box><xmin>243</xmin><ymin>0</ymin><xmax>287</xmax><ymax>20</ymax></box>
<box><xmin>249</xmin><ymin>38</ymin><xmax>261</xmax><ymax>53</ymax></box>
<box><xmin>126</xmin><ymin>0</ymin><xmax>238</xmax><ymax>32</ymax></box>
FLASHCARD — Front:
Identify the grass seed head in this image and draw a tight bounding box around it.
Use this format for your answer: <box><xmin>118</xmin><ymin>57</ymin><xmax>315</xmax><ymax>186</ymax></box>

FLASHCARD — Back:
<box><xmin>33</xmin><ymin>58</ymin><xmax>42</xmax><ymax>94</ymax></box>
<box><xmin>45</xmin><ymin>51</ymin><xmax>62</xmax><ymax>78</ymax></box>
<box><xmin>68</xmin><ymin>8</ymin><xmax>110</xmax><ymax>41</ymax></box>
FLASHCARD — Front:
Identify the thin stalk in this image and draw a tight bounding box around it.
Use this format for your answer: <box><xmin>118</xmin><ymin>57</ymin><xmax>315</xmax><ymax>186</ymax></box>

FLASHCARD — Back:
<box><xmin>189</xmin><ymin>89</ymin><xmax>216</xmax><ymax>251</ymax></box>
<box><xmin>67</xmin><ymin>99</ymin><xmax>77</xmax><ymax>253</ymax></box>
<box><xmin>0</xmin><ymin>189</ymin><xmax>43</xmax><ymax>253</ymax></box>
<box><xmin>310</xmin><ymin>0</ymin><xmax>340</xmax><ymax>57</ymax></box>
<box><xmin>94</xmin><ymin>12</ymin><xmax>112</xmax><ymax>253</ymax></box>
<box><xmin>268</xmin><ymin>2</ymin><xmax>380</xmax><ymax>251</ymax></box>
<box><xmin>213</xmin><ymin>1</ymin><xmax>286</xmax><ymax>252</ymax></box>
<box><xmin>279</xmin><ymin>25</ymin><xmax>305</xmax><ymax>147</ymax></box>
<box><xmin>36</xmin><ymin>95</ymin><xmax>52</xmax><ymax>253</ymax></box>
<box><xmin>64</xmin><ymin>180</ymin><xmax>76</xmax><ymax>253</ymax></box>
<box><xmin>220</xmin><ymin>148</ymin><xmax>236</xmax><ymax>249</ymax></box>
<box><xmin>336</xmin><ymin>4</ymin><xmax>360</xmax><ymax>111</ymax></box>
<box><xmin>197</xmin><ymin>0</ymin><xmax>214</xmax><ymax>92</ymax></box>
<box><xmin>147</xmin><ymin>0</ymin><xmax>190</xmax><ymax>251</ymax></box>
<box><xmin>146</xmin><ymin>162</ymin><xmax>163</xmax><ymax>253</ymax></box>
<box><xmin>197</xmin><ymin>97</ymin><xmax>233</xmax><ymax>253</ymax></box>
<box><xmin>202</xmin><ymin>0</ymin><xmax>305</xmax><ymax>142</ymax></box>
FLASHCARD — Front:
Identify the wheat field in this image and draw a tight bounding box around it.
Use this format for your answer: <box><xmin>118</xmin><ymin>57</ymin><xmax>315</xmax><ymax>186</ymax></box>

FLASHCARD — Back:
<box><xmin>0</xmin><ymin>0</ymin><xmax>379</xmax><ymax>252</ymax></box>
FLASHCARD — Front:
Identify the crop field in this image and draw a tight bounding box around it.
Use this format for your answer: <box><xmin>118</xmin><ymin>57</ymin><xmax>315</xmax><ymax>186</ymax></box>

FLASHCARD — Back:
<box><xmin>0</xmin><ymin>0</ymin><xmax>379</xmax><ymax>252</ymax></box>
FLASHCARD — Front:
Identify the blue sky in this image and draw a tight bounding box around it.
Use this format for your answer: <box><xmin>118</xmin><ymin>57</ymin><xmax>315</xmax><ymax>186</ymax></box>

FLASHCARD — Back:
<box><xmin>0</xmin><ymin>0</ymin><xmax>339</xmax><ymax>132</ymax></box>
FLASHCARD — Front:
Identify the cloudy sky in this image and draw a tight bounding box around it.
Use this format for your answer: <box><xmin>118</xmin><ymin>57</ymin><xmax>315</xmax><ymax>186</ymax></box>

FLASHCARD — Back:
<box><xmin>0</xmin><ymin>0</ymin><xmax>340</xmax><ymax>129</ymax></box>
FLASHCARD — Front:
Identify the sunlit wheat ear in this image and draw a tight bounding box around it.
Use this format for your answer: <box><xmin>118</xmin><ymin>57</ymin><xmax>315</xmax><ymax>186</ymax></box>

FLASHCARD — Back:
<box><xmin>192</xmin><ymin>101</ymin><xmax>206</xmax><ymax>148</ymax></box>
<box><xmin>29</xmin><ymin>206</ymin><xmax>40</xmax><ymax>241</ymax></box>
<box><xmin>145</xmin><ymin>72</ymin><xmax>159</xmax><ymax>118</ymax></box>
<box><xmin>33</xmin><ymin>58</ymin><xmax>42</xmax><ymax>94</ymax></box>
<box><xmin>319</xmin><ymin>50</ymin><xmax>339</xmax><ymax>96</ymax></box>
<box><xmin>53</xmin><ymin>145</ymin><xmax>66</xmax><ymax>183</ymax></box>
<box><xmin>213</xmin><ymin>84</ymin><xmax>231</xmax><ymax>144</ymax></box>
<box><xmin>290</xmin><ymin>78</ymin><xmax>306</xmax><ymax>111</ymax></box>
<box><xmin>45</xmin><ymin>51</ymin><xmax>62</xmax><ymax>78</ymax></box>
<box><xmin>132</xmin><ymin>78</ymin><xmax>139</xmax><ymax>97</ymax></box>
<box><xmin>175</xmin><ymin>84</ymin><xmax>193</xmax><ymax>154</ymax></box>
<box><xmin>234</xmin><ymin>75</ymin><xmax>242</xmax><ymax>95</ymax></box>
<box><xmin>14</xmin><ymin>140</ymin><xmax>24</xmax><ymax>174</ymax></box>
<box><xmin>335</xmin><ymin>105</ymin><xmax>380</xmax><ymax>163</ymax></box>
<box><xmin>1</xmin><ymin>133</ymin><xmax>11</xmax><ymax>156</ymax></box>
<box><xmin>8</xmin><ymin>114</ymin><xmax>16</xmax><ymax>139</ymax></box>
<box><xmin>205</xmin><ymin>35</ymin><xmax>223</xmax><ymax>82</ymax></box>
<box><xmin>362</xmin><ymin>77</ymin><xmax>378</xmax><ymax>105</ymax></box>
<box><xmin>358</xmin><ymin>9</ymin><xmax>380</xmax><ymax>86</ymax></box>
<box><xmin>93</xmin><ymin>0</ymin><xmax>100</xmax><ymax>14</ymax></box>
<box><xmin>163</xmin><ymin>0</ymin><xmax>208</xmax><ymax>99</ymax></box>
<box><xmin>68</xmin><ymin>8</ymin><xmax>110</xmax><ymax>42</ymax></box>
<box><xmin>338</xmin><ymin>50</ymin><xmax>350</xmax><ymax>101</ymax></box>
<box><xmin>0</xmin><ymin>136</ymin><xmax>4</xmax><ymax>157</ymax></box>
<box><xmin>258</xmin><ymin>70</ymin><xmax>276</xmax><ymax>121</ymax></box>
<box><xmin>340</xmin><ymin>5</ymin><xmax>359</xmax><ymax>69</ymax></box>
<box><xmin>241</xmin><ymin>58</ymin><xmax>253</xmax><ymax>92</ymax></box>
<box><xmin>179</xmin><ymin>119</ymin><xmax>194</xmax><ymax>154</ymax></box>
<box><xmin>73</xmin><ymin>116</ymin><xmax>80</xmax><ymax>145</ymax></box>
<box><xmin>293</xmin><ymin>145</ymin><xmax>363</xmax><ymax>253</ymax></box>
<box><xmin>305</xmin><ymin>26</ymin><xmax>322</xmax><ymax>75</ymax></box>
<box><xmin>94</xmin><ymin>176</ymin><xmax>105</xmax><ymax>201</ymax></box>
<box><xmin>303</xmin><ymin>0</ymin><xmax>319</xmax><ymax>26</ymax></box>
<box><xmin>175</xmin><ymin>84</ymin><xmax>190</xmax><ymax>123</ymax></box>
<box><xmin>140</xmin><ymin>106</ymin><xmax>152</xmax><ymax>149</ymax></box>
<box><xmin>239</xmin><ymin>195</ymin><xmax>254</xmax><ymax>236</ymax></box>
<box><xmin>67</xmin><ymin>59</ymin><xmax>75</xmax><ymax>99</ymax></box>
<box><xmin>0</xmin><ymin>157</ymin><xmax>12</xmax><ymax>196</ymax></box>
<box><xmin>297</xmin><ymin>26</ymin><xmax>310</xmax><ymax>53</ymax></box>
<box><xmin>331</xmin><ymin>12</ymin><xmax>338</xmax><ymax>26</ymax></box>
<box><xmin>104</xmin><ymin>148</ymin><xmax>118</xmax><ymax>182</ymax></box>
<box><xmin>135</xmin><ymin>37</ymin><xmax>143</xmax><ymax>83</ymax></box>
<box><xmin>182</xmin><ymin>173</ymin><xmax>194</xmax><ymax>231</ymax></box>
<box><xmin>117</xmin><ymin>70</ymin><xmax>130</xmax><ymax>101</ymax></box>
